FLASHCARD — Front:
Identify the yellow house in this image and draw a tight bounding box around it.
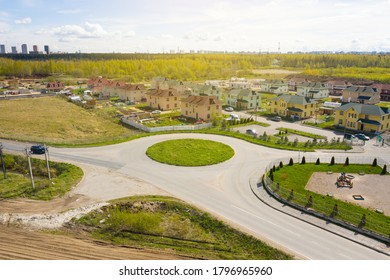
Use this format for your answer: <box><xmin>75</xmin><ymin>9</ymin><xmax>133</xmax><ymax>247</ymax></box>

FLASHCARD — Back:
<box><xmin>271</xmin><ymin>94</ymin><xmax>317</xmax><ymax>119</ymax></box>
<box><xmin>145</xmin><ymin>89</ymin><xmax>181</xmax><ymax>111</ymax></box>
<box><xmin>334</xmin><ymin>103</ymin><xmax>390</xmax><ymax>133</ymax></box>
<box><xmin>181</xmin><ymin>95</ymin><xmax>222</xmax><ymax>121</ymax></box>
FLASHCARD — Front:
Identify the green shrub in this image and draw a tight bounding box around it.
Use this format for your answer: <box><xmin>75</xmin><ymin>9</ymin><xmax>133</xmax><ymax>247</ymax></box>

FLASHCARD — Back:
<box><xmin>315</xmin><ymin>158</ymin><xmax>320</xmax><ymax>165</ymax></box>
<box><xmin>381</xmin><ymin>164</ymin><xmax>387</xmax><ymax>175</ymax></box>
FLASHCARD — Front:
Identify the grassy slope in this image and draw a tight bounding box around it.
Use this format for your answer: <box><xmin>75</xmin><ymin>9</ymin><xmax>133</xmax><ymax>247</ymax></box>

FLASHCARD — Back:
<box><xmin>75</xmin><ymin>196</ymin><xmax>293</xmax><ymax>260</ymax></box>
<box><xmin>0</xmin><ymin>96</ymin><xmax>139</xmax><ymax>145</ymax></box>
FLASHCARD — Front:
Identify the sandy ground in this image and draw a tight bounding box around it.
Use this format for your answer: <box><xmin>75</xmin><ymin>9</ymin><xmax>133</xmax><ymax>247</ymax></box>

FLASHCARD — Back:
<box><xmin>0</xmin><ymin>164</ymin><xmax>181</xmax><ymax>260</ymax></box>
<box><xmin>305</xmin><ymin>172</ymin><xmax>390</xmax><ymax>215</ymax></box>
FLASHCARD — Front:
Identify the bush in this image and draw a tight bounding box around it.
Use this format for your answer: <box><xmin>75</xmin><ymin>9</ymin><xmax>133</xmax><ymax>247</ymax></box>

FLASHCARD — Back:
<box><xmin>344</xmin><ymin>157</ymin><xmax>349</xmax><ymax>166</ymax></box>
<box><xmin>372</xmin><ymin>158</ymin><xmax>377</xmax><ymax>167</ymax></box>
<box><xmin>330</xmin><ymin>156</ymin><xmax>335</xmax><ymax>165</ymax></box>
<box><xmin>301</xmin><ymin>156</ymin><xmax>306</xmax><ymax>164</ymax></box>
<box><xmin>279</xmin><ymin>161</ymin><xmax>283</xmax><ymax>168</ymax></box>
<box><xmin>315</xmin><ymin>158</ymin><xmax>320</xmax><ymax>165</ymax></box>
<box><xmin>381</xmin><ymin>164</ymin><xmax>387</xmax><ymax>175</ymax></box>
<box><xmin>289</xmin><ymin>158</ymin><xmax>294</xmax><ymax>166</ymax></box>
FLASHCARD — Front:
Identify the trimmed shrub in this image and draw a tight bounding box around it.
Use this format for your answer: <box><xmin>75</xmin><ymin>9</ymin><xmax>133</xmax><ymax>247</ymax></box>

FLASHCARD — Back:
<box><xmin>330</xmin><ymin>156</ymin><xmax>335</xmax><ymax>165</ymax></box>
<box><xmin>289</xmin><ymin>158</ymin><xmax>294</xmax><ymax>166</ymax></box>
<box><xmin>315</xmin><ymin>158</ymin><xmax>320</xmax><ymax>165</ymax></box>
<box><xmin>345</xmin><ymin>157</ymin><xmax>349</xmax><ymax>166</ymax></box>
<box><xmin>279</xmin><ymin>161</ymin><xmax>283</xmax><ymax>168</ymax></box>
<box><xmin>301</xmin><ymin>156</ymin><xmax>306</xmax><ymax>164</ymax></box>
<box><xmin>372</xmin><ymin>158</ymin><xmax>377</xmax><ymax>167</ymax></box>
<box><xmin>381</xmin><ymin>164</ymin><xmax>387</xmax><ymax>175</ymax></box>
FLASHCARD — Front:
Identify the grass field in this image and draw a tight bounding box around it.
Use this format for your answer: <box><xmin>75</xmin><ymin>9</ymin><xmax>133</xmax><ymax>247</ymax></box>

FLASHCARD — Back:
<box><xmin>0</xmin><ymin>154</ymin><xmax>83</xmax><ymax>200</ymax></box>
<box><xmin>75</xmin><ymin>196</ymin><xmax>293</xmax><ymax>259</ymax></box>
<box><xmin>146</xmin><ymin>139</ymin><xmax>235</xmax><ymax>166</ymax></box>
<box><xmin>0</xmin><ymin>96</ymin><xmax>140</xmax><ymax>145</ymax></box>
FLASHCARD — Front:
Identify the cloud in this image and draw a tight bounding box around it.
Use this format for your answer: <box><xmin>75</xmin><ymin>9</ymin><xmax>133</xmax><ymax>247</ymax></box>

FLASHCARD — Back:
<box><xmin>57</xmin><ymin>10</ymin><xmax>82</xmax><ymax>15</ymax></box>
<box><xmin>38</xmin><ymin>22</ymin><xmax>108</xmax><ymax>41</ymax></box>
<box><xmin>14</xmin><ymin>17</ymin><xmax>32</xmax><ymax>24</ymax></box>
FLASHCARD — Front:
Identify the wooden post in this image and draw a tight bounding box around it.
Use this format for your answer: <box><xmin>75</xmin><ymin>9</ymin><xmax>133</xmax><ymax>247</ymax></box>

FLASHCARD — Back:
<box><xmin>25</xmin><ymin>148</ymin><xmax>35</xmax><ymax>191</ymax></box>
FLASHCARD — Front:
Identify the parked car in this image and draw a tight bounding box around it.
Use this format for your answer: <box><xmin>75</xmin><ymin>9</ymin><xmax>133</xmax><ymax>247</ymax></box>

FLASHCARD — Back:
<box><xmin>225</xmin><ymin>106</ymin><xmax>234</xmax><ymax>112</ymax></box>
<box><xmin>354</xmin><ymin>133</ymin><xmax>370</xmax><ymax>141</ymax></box>
<box><xmin>30</xmin><ymin>145</ymin><xmax>45</xmax><ymax>154</ymax></box>
<box><xmin>270</xmin><ymin>116</ymin><xmax>282</xmax><ymax>122</ymax></box>
<box><xmin>151</xmin><ymin>110</ymin><xmax>161</xmax><ymax>114</ymax></box>
<box><xmin>226</xmin><ymin>114</ymin><xmax>240</xmax><ymax>121</ymax></box>
<box><xmin>246</xmin><ymin>129</ymin><xmax>257</xmax><ymax>136</ymax></box>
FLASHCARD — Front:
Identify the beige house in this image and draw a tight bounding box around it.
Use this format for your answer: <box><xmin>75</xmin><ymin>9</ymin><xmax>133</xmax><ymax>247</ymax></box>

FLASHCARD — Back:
<box><xmin>342</xmin><ymin>86</ymin><xmax>380</xmax><ymax>105</ymax></box>
<box><xmin>185</xmin><ymin>84</ymin><xmax>223</xmax><ymax>100</ymax></box>
<box><xmin>145</xmin><ymin>89</ymin><xmax>181</xmax><ymax>111</ymax></box>
<box><xmin>101</xmin><ymin>84</ymin><xmax>147</xmax><ymax>102</ymax></box>
<box><xmin>151</xmin><ymin>77</ymin><xmax>188</xmax><ymax>95</ymax></box>
<box><xmin>296</xmin><ymin>82</ymin><xmax>330</xmax><ymax>99</ymax></box>
<box><xmin>181</xmin><ymin>95</ymin><xmax>222</xmax><ymax>121</ymax></box>
<box><xmin>260</xmin><ymin>80</ymin><xmax>289</xmax><ymax>94</ymax></box>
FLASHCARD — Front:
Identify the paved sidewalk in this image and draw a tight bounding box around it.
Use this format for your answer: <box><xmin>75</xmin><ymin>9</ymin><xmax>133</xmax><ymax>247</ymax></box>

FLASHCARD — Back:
<box><xmin>249</xmin><ymin>175</ymin><xmax>390</xmax><ymax>257</ymax></box>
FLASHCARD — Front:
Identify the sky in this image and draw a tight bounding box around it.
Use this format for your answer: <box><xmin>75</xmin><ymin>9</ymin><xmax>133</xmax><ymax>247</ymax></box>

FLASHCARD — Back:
<box><xmin>0</xmin><ymin>0</ymin><xmax>389</xmax><ymax>53</ymax></box>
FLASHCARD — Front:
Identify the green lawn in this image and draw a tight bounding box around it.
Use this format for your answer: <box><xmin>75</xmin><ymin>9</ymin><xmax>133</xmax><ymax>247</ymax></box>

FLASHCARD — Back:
<box><xmin>75</xmin><ymin>196</ymin><xmax>293</xmax><ymax>260</ymax></box>
<box><xmin>271</xmin><ymin>162</ymin><xmax>390</xmax><ymax>237</ymax></box>
<box><xmin>146</xmin><ymin>139</ymin><xmax>235</xmax><ymax>166</ymax></box>
<box><xmin>0</xmin><ymin>154</ymin><xmax>83</xmax><ymax>200</ymax></box>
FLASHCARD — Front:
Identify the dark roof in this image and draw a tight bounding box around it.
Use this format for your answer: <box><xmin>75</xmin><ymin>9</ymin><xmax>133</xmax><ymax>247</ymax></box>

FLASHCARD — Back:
<box><xmin>357</xmin><ymin>96</ymin><xmax>371</xmax><ymax>100</ymax></box>
<box><xmin>287</xmin><ymin>107</ymin><xmax>303</xmax><ymax>112</ymax></box>
<box><xmin>357</xmin><ymin>119</ymin><xmax>381</xmax><ymax>126</ymax></box>
<box><xmin>344</xmin><ymin>86</ymin><xmax>377</xmax><ymax>93</ymax></box>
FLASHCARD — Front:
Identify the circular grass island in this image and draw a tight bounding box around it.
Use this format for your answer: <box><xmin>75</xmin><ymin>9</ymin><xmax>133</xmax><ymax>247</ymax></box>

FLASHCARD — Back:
<box><xmin>146</xmin><ymin>138</ymin><xmax>235</xmax><ymax>166</ymax></box>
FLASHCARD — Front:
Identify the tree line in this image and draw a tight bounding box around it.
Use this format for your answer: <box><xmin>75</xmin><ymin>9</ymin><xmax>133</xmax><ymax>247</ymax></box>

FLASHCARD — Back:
<box><xmin>0</xmin><ymin>53</ymin><xmax>389</xmax><ymax>82</ymax></box>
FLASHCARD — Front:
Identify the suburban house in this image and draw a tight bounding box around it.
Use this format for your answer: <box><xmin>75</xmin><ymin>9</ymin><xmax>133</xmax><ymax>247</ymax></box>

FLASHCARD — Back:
<box><xmin>185</xmin><ymin>84</ymin><xmax>223</xmax><ymax>100</ymax></box>
<box><xmin>260</xmin><ymin>80</ymin><xmax>289</xmax><ymax>94</ymax></box>
<box><xmin>326</xmin><ymin>80</ymin><xmax>353</xmax><ymax>96</ymax></box>
<box><xmin>271</xmin><ymin>94</ymin><xmax>317</xmax><ymax>119</ymax></box>
<box><xmin>181</xmin><ymin>95</ymin><xmax>222</xmax><ymax>121</ymax></box>
<box><xmin>228</xmin><ymin>77</ymin><xmax>251</xmax><ymax>89</ymax></box>
<box><xmin>101</xmin><ymin>83</ymin><xmax>147</xmax><ymax>102</ymax></box>
<box><xmin>145</xmin><ymin>89</ymin><xmax>181</xmax><ymax>111</ymax></box>
<box><xmin>341</xmin><ymin>86</ymin><xmax>380</xmax><ymax>105</ymax></box>
<box><xmin>151</xmin><ymin>77</ymin><xmax>188</xmax><ymax>95</ymax></box>
<box><xmin>87</xmin><ymin>77</ymin><xmax>110</xmax><ymax>92</ymax></box>
<box><xmin>296</xmin><ymin>82</ymin><xmax>330</xmax><ymax>100</ymax></box>
<box><xmin>46</xmin><ymin>81</ymin><xmax>64</xmax><ymax>92</ymax></box>
<box><xmin>288</xmin><ymin>78</ymin><xmax>309</xmax><ymax>91</ymax></box>
<box><xmin>372</xmin><ymin>83</ymin><xmax>390</xmax><ymax>102</ymax></box>
<box><xmin>226</xmin><ymin>89</ymin><xmax>261</xmax><ymax>110</ymax></box>
<box><xmin>334</xmin><ymin>103</ymin><xmax>390</xmax><ymax>133</ymax></box>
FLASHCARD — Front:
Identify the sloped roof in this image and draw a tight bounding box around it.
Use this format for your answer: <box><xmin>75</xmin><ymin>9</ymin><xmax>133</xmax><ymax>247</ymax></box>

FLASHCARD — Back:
<box><xmin>298</xmin><ymin>82</ymin><xmax>328</xmax><ymax>88</ymax></box>
<box><xmin>343</xmin><ymin>86</ymin><xmax>377</xmax><ymax>93</ymax></box>
<box><xmin>272</xmin><ymin>94</ymin><xmax>317</xmax><ymax>105</ymax></box>
<box><xmin>146</xmin><ymin>89</ymin><xmax>180</xmax><ymax>97</ymax></box>
<box><xmin>335</xmin><ymin>103</ymin><xmax>389</xmax><ymax>116</ymax></box>
<box><xmin>181</xmin><ymin>95</ymin><xmax>222</xmax><ymax>106</ymax></box>
<box><xmin>229</xmin><ymin>89</ymin><xmax>259</xmax><ymax>98</ymax></box>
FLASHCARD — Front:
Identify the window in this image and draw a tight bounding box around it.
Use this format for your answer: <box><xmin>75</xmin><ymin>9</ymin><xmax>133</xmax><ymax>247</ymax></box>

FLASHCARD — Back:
<box><xmin>207</xmin><ymin>114</ymin><xmax>210</xmax><ymax>119</ymax></box>
<box><xmin>340</xmin><ymin>111</ymin><xmax>344</xmax><ymax>116</ymax></box>
<box><xmin>167</xmin><ymin>104</ymin><xmax>170</xmax><ymax>109</ymax></box>
<box><xmin>208</xmin><ymin>106</ymin><xmax>210</xmax><ymax>111</ymax></box>
<box><xmin>166</xmin><ymin>98</ymin><xmax>169</xmax><ymax>101</ymax></box>
<box><xmin>216</xmin><ymin>105</ymin><xmax>219</xmax><ymax>109</ymax></box>
<box><xmin>174</xmin><ymin>103</ymin><xmax>177</xmax><ymax>108</ymax></box>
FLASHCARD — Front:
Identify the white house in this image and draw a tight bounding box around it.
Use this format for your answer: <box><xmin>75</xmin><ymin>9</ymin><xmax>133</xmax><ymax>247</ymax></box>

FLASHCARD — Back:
<box><xmin>226</xmin><ymin>89</ymin><xmax>261</xmax><ymax>110</ymax></box>
<box><xmin>296</xmin><ymin>82</ymin><xmax>330</xmax><ymax>99</ymax></box>
<box><xmin>260</xmin><ymin>80</ymin><xmax>289</xmax><ymax>94</ymax></box>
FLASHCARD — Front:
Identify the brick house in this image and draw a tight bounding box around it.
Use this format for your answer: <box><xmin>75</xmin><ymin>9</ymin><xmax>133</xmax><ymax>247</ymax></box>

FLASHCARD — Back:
<box><xmin>341</xmin><ymin>86</ymin><xmax>380</xmax><ymax>105</ymax></box>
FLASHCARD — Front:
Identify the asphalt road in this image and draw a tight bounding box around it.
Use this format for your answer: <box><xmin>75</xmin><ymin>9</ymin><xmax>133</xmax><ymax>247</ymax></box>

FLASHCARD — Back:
<box><xmin>2</xmin><ymin>127</ymin><xmax>390</xmax><ymax>259</ymax></box>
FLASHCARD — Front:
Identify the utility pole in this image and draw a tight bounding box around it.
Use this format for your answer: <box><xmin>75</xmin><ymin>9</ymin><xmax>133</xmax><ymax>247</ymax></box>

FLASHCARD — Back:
<box><xmin>44</xmin><ymin>144</ymin><xmax>51</xmax><ymax>180</ymax></box>
<box><xmin>25</xmin><ymin>148</ymin><xmax>35</xmax><ymax>191</ymax></box>
<box><xmin>0</xmin><ymin>142</ymin><xmax>6</xmax><ymax>179</ymax></box>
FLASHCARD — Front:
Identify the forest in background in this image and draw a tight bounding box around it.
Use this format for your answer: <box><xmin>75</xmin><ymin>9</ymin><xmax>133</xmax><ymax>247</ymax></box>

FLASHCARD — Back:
<box><xmin>0</xmin><ymin>53</ymin><xmax>389</xmax><ymax>83</ymax></box>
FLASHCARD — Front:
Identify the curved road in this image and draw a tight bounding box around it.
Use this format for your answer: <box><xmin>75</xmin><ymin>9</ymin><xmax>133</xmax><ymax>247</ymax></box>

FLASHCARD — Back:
<box><xmin>2</xmin><ymin>133</ymin><xmax>390</xmax><ymax>260</ymax></box>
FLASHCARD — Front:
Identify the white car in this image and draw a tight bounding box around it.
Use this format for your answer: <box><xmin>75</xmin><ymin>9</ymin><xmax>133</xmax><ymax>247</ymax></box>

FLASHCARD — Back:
<box><xmin>225</xmin><ymin>107</ymin><xmax>234</xmax><ymax>112</ymax></box>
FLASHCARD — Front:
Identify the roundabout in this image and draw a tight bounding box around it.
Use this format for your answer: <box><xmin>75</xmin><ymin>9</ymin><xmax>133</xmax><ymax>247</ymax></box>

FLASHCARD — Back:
<box><xmin>1</xmin><ymin>133</ymin><xmax>389</xmax><ymax>260</ymax></box>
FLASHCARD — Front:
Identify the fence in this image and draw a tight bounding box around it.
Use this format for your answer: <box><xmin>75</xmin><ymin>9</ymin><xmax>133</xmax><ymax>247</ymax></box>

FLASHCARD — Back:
<box><xmin>121</xmin><ymin>117</ymin><xmax>212</xmax><ymax>132</ymax></box>
<box><xmin>262</xmin><ymin>155</ymin><xmax>390</xmax><ymax>244</ymax></box>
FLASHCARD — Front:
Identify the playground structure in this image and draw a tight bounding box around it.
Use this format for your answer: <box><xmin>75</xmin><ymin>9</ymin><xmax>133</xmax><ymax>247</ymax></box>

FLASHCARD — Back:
<box><xmin>336</xmin><ymin>172</ymin><xmax>354</xmax><ymax>188</ymax></box>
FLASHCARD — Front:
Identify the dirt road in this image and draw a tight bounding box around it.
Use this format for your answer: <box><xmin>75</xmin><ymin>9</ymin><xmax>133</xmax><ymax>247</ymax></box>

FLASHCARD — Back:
<box><xmin>0</xmin><ymin>224</ymin><xmax>193</xmax><ymax>260</ymax></box>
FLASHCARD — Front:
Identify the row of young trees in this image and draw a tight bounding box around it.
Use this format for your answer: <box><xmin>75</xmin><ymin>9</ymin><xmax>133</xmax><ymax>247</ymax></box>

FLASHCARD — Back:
<box><xmin>0</xmin><ymin>53</ymin><xmax>389</xmax><ymax>80</ymax></box>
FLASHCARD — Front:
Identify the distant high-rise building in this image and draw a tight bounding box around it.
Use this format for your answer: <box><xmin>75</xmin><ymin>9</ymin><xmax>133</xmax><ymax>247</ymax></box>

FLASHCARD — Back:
<box><xmin>11</xmin><ymin>46</ymin><xmax>17</xmax><ymax>54</ymax></box>
<box><xmin>33</xmin><ymin>45</ymin><xmax>38</xmax><ymax>52</ymax></box>
<box><xmin>44</xmin><ymin>45</ymin><xmax>49</xmax><ymax>55</ymax></box>
<box><xmin>21</xmin><ymin>44</ymin><xmax>28</xmax><ymax>54</ymax></box>
<box><xmin>0</xmin><ymin>44</ymin><xmax>5</xmax><ymax>54</ymax></box>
